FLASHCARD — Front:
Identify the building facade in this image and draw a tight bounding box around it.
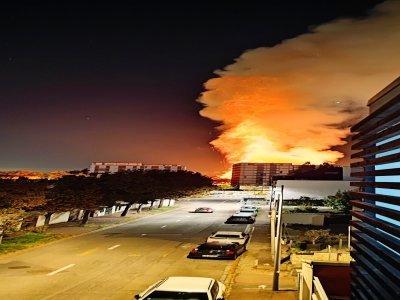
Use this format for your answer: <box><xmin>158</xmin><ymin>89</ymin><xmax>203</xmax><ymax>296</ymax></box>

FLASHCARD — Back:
<box><xmin>231</xmin><ymin>162</ymin><xmax>298</xmax><ymax>187</ymax></box>
<box><xmin>350</xmin><ymin>77</ymin><xmax>400</xmax><ymax>299</ymax></box>
<box><xmin>89</xmin><ymin>162</ymin><xmax>186</xmax><ymax>174</ymax></box>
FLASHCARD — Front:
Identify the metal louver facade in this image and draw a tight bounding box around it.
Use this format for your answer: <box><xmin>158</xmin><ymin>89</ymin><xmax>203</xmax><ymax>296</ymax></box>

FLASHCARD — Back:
<box><xmin>350</xmin><ymin>77</ymin><xmax>400</xmax><ymax>300</ymax></box>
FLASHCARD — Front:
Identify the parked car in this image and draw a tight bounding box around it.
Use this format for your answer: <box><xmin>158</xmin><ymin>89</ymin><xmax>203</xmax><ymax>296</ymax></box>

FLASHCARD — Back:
<box><xmin>187</xmin><ymin>242</ymin><xmax>245</xmax><ymax>260</ymax></box>
<box><xmin>225</xmin><ymin>212</ymin><xmax>255</xmax><ymax>224</ymax></box>
<box><xmin>135</xmin><ymin>276</ymin><xmax>225</xmax><ymax>300</ymax></box>
<box><xmin>206</xmin><ymin>231</ymin><xmax>249</xmax><ymax>245</ymax></box>
<box><xmin>191</xmin><ymin>207</ymin><xmax>214</xmax><ymax>213</ymax></box>
<box><xmin>239</xmin><ymin>205</ymin><xmax>258</xmax><ymax>216</ymax></box>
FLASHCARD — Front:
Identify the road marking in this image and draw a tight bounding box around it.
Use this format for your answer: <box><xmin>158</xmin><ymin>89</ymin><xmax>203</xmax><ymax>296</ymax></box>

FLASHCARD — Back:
<box><xmin>108</xmin><ymin>244</ymin><xmax>120</xmax><ymax>250</ymax></box>
<box><xmin>141</xmin><ymin>233</ymin><xmax>147</xmax><ymax>236</ymax></box>
<box><xmin>161</xmin><ymin>225</ymin><xmax>167</xmax><ymax>228</ymax></box>
<box><xmin>47</xmin><ymin>264</ymin><xmax>75</xmax><ymax>276</ymax></box>
<box><xmin>78</xmin><ymin>248</ymin><xmax>98</xmax><ymax>256</ymax></box>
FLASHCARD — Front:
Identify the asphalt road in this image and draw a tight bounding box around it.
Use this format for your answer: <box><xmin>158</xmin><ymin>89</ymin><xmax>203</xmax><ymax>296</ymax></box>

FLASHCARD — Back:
<box><xmin>0</xmin><ymin>199</ymin><xmax>252</xmax><ymax>300</ymax></box>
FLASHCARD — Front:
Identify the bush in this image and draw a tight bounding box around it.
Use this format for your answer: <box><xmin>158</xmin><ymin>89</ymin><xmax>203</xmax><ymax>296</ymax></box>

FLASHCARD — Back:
<box><xmin>291</xmin><ymin>206</ymin><xmax>319</xmax><ymax>213</ymax></box>
<box><xmin>292</xmin><ymin>241</ymin><xmax>307</xmax><ymax>251</ymax></box>
<box><xmin>284</xmin><ymin>196</ymin><xmax>324</xmax><ymax>206</ymax></box>
<box><xmin>323</xmin><ymin>190</ymin><xmax>352</xmax><ymax>212</ymax></box>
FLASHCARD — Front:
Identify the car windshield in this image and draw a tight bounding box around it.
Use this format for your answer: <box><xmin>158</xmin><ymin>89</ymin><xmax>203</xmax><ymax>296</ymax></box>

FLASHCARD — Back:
<box><xmin>143</xmin><ymin>291</ymin><xmax>209</xmax><ymax>300</ymax></box>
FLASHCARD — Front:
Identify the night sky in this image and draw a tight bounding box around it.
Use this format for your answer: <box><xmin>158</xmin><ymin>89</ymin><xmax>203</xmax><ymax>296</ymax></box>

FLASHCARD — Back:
<box><xmin>0</xmin><ymin>1</ymin><xmax>385</xmax><ymax>176</ymax></box>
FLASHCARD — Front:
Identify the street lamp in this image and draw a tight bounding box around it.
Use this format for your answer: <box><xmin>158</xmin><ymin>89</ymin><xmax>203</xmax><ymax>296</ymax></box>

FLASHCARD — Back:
<box><xmin>272</xmin><ymin>185</ymin><xmax>284</xmax><ymax>291</ymax></box>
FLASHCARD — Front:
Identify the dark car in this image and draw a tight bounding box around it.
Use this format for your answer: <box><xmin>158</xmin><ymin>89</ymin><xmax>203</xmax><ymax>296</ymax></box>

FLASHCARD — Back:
<box><xmin>224</xmin><ymin>213</ymin><xmax>255</xmax><ymax>224</ymax></box>
<box><xmin>187</xmin><ymin>242</ymin><xmax>245</xmax><ymax>260</ymax></box>
<box><xmin>191</xmin><ymin>207</ymin><xmax>214</xmax><ymax>213</ymax></box>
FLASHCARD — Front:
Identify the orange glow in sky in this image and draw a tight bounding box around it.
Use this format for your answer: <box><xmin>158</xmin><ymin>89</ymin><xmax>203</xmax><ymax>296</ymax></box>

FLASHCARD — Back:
<box><xmin>198</xmin><ymin>1</ymin><xmax>400</xmax><ymax>178</ymax></box>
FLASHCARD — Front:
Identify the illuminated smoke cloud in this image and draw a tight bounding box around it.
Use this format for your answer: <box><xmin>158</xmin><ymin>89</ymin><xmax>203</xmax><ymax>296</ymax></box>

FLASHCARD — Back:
<box><xmin>198</xmin><ymin>0</ymin><xmax>400</xmax><ymax>172</ymax></box>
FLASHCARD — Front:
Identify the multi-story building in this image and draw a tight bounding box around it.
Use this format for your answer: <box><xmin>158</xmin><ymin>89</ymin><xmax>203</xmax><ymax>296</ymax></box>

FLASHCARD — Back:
<box><xmin>350</xmin><ymin>77</ymin><xmax>400</xmax><ymax>299</ymax></box>
<box><xmin>89</xmin><ymin>162</ymin><xmax>186</xmax><ymax>174</ymax></box>
<box><xmin>231</xmin><ymin>162</ymin><xmax>298</xmax><ymax>187</ymax></box>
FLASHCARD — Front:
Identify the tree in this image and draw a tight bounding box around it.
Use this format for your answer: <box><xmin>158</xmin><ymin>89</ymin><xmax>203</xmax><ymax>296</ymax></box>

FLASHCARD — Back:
<box><xmin>46</xmin><ymin>176</ymin><xmax>110</xmax><ymax>225</ymax></box>
<box><xmin>323</xmin><ymin>190</ymin><xmax>352</xmax><ymax>212</ymax></box>
<box><xmin>100</xmin><ymin>170</ymin><xmax>213</xmax><ymax>216</ymax></box>
<box><xmin>144</xmin><ymin>170</ymin><xmax>213</xmax><ymax>208</ymax></box>
<box><xmin>0</xmin><ymin>208</ymin><xmax>25</xmax><ymax>243</ymax></box>
<box><xmin>0</xmin><ymin>178</ymin><xmax>49</xmax><ymax>240</ymax></box>
<box><xmin>100</xmin><ymin>171</ymin><xmax>155</xmax><ymax>216</ymax></box>
<box><xmin>304</xmin><ymin>229</ymin><xmax>330</xmax><ymax>245</ymax></box>
<box><xmin>0</xmin><ymin>178</ymin><xmax>48</xmax><ymax>210</ymax></box>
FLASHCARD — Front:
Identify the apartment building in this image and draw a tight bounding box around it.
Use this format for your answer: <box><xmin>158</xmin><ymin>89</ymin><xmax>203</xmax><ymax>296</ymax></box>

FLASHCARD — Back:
<box><xmin>89</xmin><ymin>162</ymin><xmax>186</xmax><ymax>174</ymax></box>
<box><xmin>231</xmin><ymin>162</ymin><xmax>299</xmax><ymax>187</ymax></box>
<box><xmin>350</xmin><ymin>76</ymin><xmax>400</xmax><ymax>299</ymax></box>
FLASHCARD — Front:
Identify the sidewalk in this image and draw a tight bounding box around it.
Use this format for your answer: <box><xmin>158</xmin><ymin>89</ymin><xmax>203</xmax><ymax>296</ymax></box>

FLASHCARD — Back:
<box><xmin>226</xmin><ymin>209</ymin><xmax>298</xmax><ymax>300</ymax></box>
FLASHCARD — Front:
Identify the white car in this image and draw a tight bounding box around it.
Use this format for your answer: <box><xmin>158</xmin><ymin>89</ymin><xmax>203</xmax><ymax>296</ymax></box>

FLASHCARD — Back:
<box><xmin>206</xmin><ymin>231</ymin><xmax>249</xmax><ymax>245</ymax></box>
<box><xmin>135</xmin><ymin>276</ymin><xmax>225</xmax><ymax>300</ymax></box>
<box><xmin>239</xmin><ymin>205</ymin><xmax>258</xmax><ymax>216</ymax></box>
<box><xmin>240</xmin><ymin>205</ymin><xmax>258</xmax><ymax>211</ymax></box>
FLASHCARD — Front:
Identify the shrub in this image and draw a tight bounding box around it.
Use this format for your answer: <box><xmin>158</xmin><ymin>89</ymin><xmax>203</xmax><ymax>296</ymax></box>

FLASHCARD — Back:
<box><xmin>323</xmin><ymin>190</ymin><xmax>352</xmax><ymax>212</ymax></box>
<box><xmin>291</xmin><ymin>205</ymin><xmax>319</xmax><ymax>213</ymax></box>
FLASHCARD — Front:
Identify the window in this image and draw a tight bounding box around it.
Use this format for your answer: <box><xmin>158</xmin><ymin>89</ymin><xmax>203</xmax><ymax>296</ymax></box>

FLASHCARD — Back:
<box><xmin>143</xmin><ymin>291</ymin><xmax>208</xmax><ymax>300</ymax></box>
<box><xmin>210</xmin><ymin>281</ymin><xmax>219</xmax><ymax>299</ymax></box>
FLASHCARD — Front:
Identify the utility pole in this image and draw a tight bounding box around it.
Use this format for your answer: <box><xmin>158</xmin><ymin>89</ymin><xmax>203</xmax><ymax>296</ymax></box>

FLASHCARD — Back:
<box><xmin>270</xmin><ymin>206</ymin><xmax>276</xmax><ymax>259</ymax></box>
<box><xmin>270</xmin><ymin>183</ymin><xmax>276</xmax><ymax>259</ymax></box>
<box><xmin>272</xmin><ymin>185</ymin><xmax>284</xmax><ymax>291</ymax></box>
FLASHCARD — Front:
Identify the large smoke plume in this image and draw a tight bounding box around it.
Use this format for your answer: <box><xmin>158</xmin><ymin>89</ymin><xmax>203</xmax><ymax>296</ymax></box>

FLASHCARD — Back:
<box><xmin>198</xmin><ymin>1</ymin><xmax>400</xmax><ymax>175</ymax></box>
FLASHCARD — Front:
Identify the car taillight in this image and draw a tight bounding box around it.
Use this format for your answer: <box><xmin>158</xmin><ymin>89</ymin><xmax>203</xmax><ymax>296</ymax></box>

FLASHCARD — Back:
<box><xmin>190</xmin><ymin>249</ymin><xmax>198</xmax><ymax>253</ymax></box>
<box><xmin>226</xmin><ymin>250</ymin><xmax>234</xmax><ymax>255</ymax></box>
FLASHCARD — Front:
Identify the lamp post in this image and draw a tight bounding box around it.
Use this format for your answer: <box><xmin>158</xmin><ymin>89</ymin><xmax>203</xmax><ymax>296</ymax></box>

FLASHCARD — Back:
<box><xmin>272</xmin><ymin>185</ymin><xmax>284</xmax><ymax>291</ymax></box>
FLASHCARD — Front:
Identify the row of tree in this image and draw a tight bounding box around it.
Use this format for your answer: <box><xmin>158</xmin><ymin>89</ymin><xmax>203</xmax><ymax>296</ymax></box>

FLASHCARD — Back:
<box><xmin>0</xmin><ymin>170</ymin><xmax>213</xmax><ymax>233</ymax></box>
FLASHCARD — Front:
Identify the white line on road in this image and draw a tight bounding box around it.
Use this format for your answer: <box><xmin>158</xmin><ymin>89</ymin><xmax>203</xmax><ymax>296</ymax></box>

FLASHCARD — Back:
<box><xmin>108</xmin><ymin>244</ymin><xmax>121</xmax><ymax>250</ymax></box>
<box><xmin>161</xmin><ymin>225</ymin><xmax>167</xmax><ymax>228</ymax></box>
<box><xmin>141</xmin><ymin>233</ymin><xmax>147</xmax><ymax>236</ymax></box>
<box><xmin>47</xmin><ymin>264</ymin><xmax>75</xmax><ymax>276</ymax></box>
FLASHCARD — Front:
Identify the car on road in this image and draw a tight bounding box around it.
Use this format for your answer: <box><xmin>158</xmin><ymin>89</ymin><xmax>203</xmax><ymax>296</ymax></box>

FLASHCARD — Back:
<box><xmin>191</xmin><ymin>207</ymin><xmax>214</xmax><ymax>213</ymax></box>
<box><xmin>206</xmin><ymin>231</ymin><xmax>249</xmax><ymax>245</ymax></box>
<box><xmin>187</xmin><ymin>242</ymin><xmax>246</xmax><ymax>260</ymax></box>
<box><xmin>135</xmin><ymin>276</ymin><xmax>225</xmax><ymax>300</ymax></box>
<box><xmin>225</xmin><ymin>212</ymin><xmax>255</xmax><ymax>224</ymax></box>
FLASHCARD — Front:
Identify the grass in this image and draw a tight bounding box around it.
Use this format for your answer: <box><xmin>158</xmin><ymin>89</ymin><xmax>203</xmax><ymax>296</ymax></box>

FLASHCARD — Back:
<box><xmin>0</xmin><ymin>232</ymin><xmax>62</xmax><ymax>255</ymax></box>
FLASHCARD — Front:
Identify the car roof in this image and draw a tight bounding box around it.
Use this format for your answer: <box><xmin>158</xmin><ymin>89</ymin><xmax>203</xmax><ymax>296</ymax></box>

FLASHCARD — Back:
<box><xmin>213</xmin><ymin>231</ymin><xmax>243</xmax><ymax>235</ymax></box>
<box><xmin>156</xmin><ymin>277</ymin><xmax>214</xmax><ymax>292</ymax></box>
<box><xmin>233</xmin><ymin>212</ymin><xmax>254</xmax><ymax>217</ymax></box>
